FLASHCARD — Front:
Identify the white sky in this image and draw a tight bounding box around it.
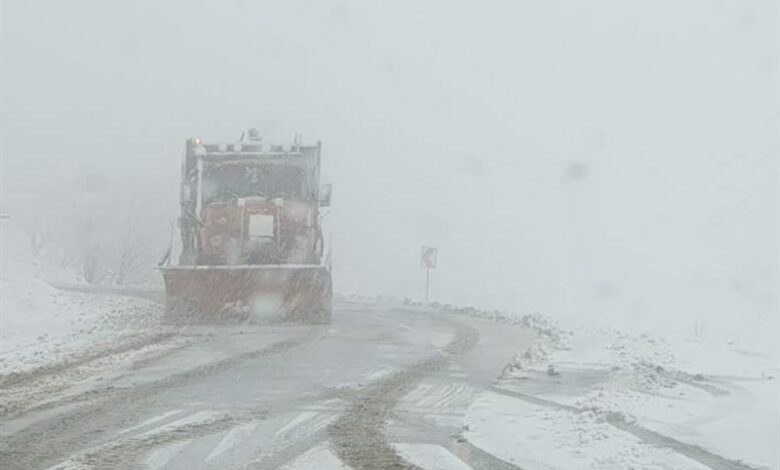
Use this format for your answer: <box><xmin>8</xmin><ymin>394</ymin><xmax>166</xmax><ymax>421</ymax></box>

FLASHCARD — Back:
<box><xmin>2</xmin><ymin>0</ymin><xmax>777</xmax><ymax>332</ymax></box>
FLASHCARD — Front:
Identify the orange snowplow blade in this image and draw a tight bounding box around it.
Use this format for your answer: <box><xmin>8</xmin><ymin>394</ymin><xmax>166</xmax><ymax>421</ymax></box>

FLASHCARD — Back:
<box><xmin>160</xmin><ymin>265</ymin><xmax>332</xmax><ymax>323</ymax></box>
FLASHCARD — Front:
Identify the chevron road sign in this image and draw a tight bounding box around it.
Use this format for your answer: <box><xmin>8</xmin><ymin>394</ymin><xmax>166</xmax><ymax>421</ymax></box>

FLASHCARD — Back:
<box><xmin>420</xmin><ymin>246</ymin><xmax>438</xmax><ymax>269</ymax></box>
<box><xmin>420</xmin><ymin>246</ymin><xmax>437</xmax><ymax>302</ymax></box>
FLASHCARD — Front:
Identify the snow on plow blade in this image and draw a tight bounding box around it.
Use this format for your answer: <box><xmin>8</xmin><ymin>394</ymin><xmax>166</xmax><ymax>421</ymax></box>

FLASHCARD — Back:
<box><xmin>160</xmin><ymin>265</ymin><xmax>332</xmax><ymax>323</ymax></box>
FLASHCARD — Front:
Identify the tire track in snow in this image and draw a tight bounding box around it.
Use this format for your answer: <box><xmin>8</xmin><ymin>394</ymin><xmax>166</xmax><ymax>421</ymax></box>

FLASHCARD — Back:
<box><xmin>47</xmin><ymin>410</ymin><xmax>249</xmax><ymax>470</ymax></box>
<box><xmin>0</xmin><ymin>328</ymin><xmax>327</xmax><ymax>470</ymax></box>
<box><xmin>0</xmin><ymin>333</ymin><xmax>187</xmax><ymax>419</ymax></box>
<box><xmin>327</xmin><ymin>317</ymin><xmax>479</xmax><ymax>469</ymax></box>
<box><xmin>390</xmin><ymin>409</ymin><xmax>524</xmax><ymax>470</ymax></box>
<box><xmin>490</xmin><ymin>385</ymin><xmax>760</xmax><ymax>470</ymax></box>
<box><xmin>0</xmin><ymin>332</ymin><xmax>176</xmax><ymax>389</ymax></box>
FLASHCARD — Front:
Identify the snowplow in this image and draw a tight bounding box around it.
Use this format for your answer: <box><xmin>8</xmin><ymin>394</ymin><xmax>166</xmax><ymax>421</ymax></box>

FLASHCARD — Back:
<box><xmin>159</xmin><ymin>130</ymin><xmax>333</xmax><ymax>323</ymax></box>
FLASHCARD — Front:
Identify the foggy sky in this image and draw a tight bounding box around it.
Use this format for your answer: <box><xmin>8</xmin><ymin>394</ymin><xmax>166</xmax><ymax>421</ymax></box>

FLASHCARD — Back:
<box><xmin>2</xmin><ymin>1</ymin><xmax>777</xmax><ymax>333</ymax></box>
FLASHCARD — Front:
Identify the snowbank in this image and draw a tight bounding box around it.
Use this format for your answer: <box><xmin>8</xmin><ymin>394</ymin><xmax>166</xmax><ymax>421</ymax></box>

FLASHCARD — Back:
<box><xmin>496</xmin><ymin>315</ymin><xmax>779</xmax><ymax>469</ymax></box>
<box><xmin>1</xmin><ymin>220</ymin><xmax>162</xmax><ymax>375</ymax></box>
<box><xmin>465</xmin><ymin>391</ymin><xmax>711</xmax><ymax>470</ymax></box>
<box><xmin>422</xmin><ymin>297</ymin><xmax>777</xmax><ymax>468</ymax></box>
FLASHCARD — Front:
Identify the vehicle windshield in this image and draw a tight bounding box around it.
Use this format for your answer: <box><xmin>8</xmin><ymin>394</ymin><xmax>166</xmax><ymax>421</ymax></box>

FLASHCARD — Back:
<box><xmin>202</xmin><ymin>163</ymin><xmax>305</xmax><ymax>202</ymax></box>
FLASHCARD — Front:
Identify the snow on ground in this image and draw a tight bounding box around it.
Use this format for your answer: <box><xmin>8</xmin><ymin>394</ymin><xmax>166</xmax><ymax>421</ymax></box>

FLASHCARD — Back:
<box><xmin>465</xmin><ymin>390</ymin><xmax>711</xmax><ymax>470</ymax></box>
<box><xmin>393</xmin><ymin>443</ymin><xmax>471</xmax><ymax>470</ymax></box>
<box><xmin>280</xmin><ymin>443</ymin><xmax>352</xmax><ymax>470</ymax></box>
<box><xmin>205</xmin><ymin>420</ymin><xmax>262</xmax><ymax>462</ymax></box>
<box><xmin>0</xmin><ymin>278</ymin><xmax>163</xmax><ymax>375</ymax></box>
<box><xmin>146</xmin><ymin>441</ymin><xmax>190</xmax><ymax>470</ymax></box>
<box><xmin>489</xmin><ymin>312</ymin><xmax>779</xmax><ymax>469</ymax></box>
<box><xmin>1</xmin><ymin>221</ymin><xmax>163</xmax><ymax>375</ymax></box>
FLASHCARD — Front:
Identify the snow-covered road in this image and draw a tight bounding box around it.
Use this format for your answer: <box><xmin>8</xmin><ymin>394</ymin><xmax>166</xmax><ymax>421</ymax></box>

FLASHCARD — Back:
<box><xmin>0</xmin><ymin>299</ymin><xmax>533</xmax><ymax>469</ymax></box>
<box><xmin>0</xmin><ymin>297</ymin><xmax>774</xmax><ymax>470</ymax></box>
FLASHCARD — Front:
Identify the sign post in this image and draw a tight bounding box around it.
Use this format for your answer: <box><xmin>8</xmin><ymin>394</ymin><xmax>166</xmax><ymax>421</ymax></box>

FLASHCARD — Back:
<box><xmin>420</xmin><ymin>246</ymin><xmax>438</xmax><ymax>302</ymax></box>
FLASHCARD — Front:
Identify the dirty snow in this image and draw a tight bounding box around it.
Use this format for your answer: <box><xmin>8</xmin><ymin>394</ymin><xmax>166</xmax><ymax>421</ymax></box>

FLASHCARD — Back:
<box><xmin>117</xmin><ymin>409</ymin><xmax>185</xmax><ymax>436</ymax></box>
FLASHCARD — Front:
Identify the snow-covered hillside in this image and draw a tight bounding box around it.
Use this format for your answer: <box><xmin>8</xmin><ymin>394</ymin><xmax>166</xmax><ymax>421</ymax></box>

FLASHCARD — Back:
<box><xmin>1</xmin><ymin>220</ymin><xmax>163</xmax><ymax>375</ymax></box>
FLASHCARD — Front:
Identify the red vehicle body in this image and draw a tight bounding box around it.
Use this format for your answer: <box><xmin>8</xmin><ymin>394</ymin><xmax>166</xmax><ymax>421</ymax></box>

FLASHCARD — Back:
<box><xmin>160</xmin><ymin>131</ymin><xmax>332</xmax><ymax>322</ymax></box>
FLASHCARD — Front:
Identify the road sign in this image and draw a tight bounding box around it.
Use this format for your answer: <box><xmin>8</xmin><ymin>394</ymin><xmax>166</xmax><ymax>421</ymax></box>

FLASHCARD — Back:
<box><xmin>421</xmin><ymin>246</ymin><xmax>437</xmax><ymax>302</ymax></box>
<box><xmin>420</xmin><ymin>246</ymin><xmax>438</xmax><ymax>269</ymax></box>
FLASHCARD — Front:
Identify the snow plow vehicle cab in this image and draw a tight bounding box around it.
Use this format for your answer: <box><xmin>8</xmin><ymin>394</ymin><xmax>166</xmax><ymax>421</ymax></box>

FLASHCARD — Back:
<box><xmin>160</xmin><ymin>131</ymin><xmax>332</xmax><ymax>323</ymax></box>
